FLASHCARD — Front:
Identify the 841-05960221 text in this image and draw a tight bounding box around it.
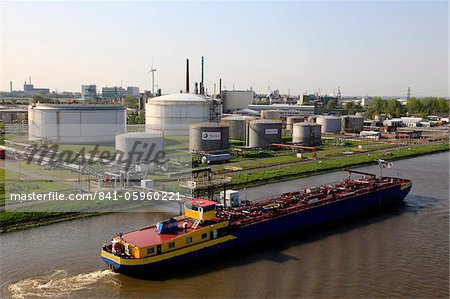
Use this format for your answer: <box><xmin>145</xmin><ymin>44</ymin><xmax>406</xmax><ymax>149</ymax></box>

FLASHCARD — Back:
<box><xmin>9</xmin><ymin>191</ymin><xmax>182</xmax><ymax>202</ymax></box>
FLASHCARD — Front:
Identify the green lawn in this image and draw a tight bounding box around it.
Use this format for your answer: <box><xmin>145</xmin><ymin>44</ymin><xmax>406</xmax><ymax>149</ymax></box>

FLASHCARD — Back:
<box><xmin>10</xmin><ymin>160</ymin><xmax>77</xmax><ymax>179</ymax></box>
<box><xmin>0</xmin><ymin>169</ymin><xmax>22</xmax><ymax>182</ymax></box>
<box><xmin>3</xmin><ymin>180</ymin><xmax>74</xmax><ymax>198</ymax></box>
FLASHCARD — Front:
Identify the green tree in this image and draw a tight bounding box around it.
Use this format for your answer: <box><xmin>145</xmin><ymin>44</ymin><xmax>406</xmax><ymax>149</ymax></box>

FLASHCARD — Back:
<box><xmin>386</xmin><ymin>99</ymin><xmax>404</xmax><ymax>118</ymax></box>
<box><xmin>138</xmin><ymin>110</ymin><xmax>145</xmax><ymax>124</ymax></box>
<box><xmin>123</xmin><ymin>95</ymin><xmax>138</xmax><ymax>109</ymax></box>
<box><xmin>344</xmin><ymin>102</ymin><xmax>362</xmax><ymax>115</ymax></box>
<box><xmin>405</xmin><ymin>98</ymin><xmax>423</xmax><ymax>116</ymax></box>
<box><xmin>128</xmin><ymin>112</ymin><xmax>136</xmax><ymax>124</ymax></box>
<box><xmin>325</xmin><ymin>99</ymin><xmax>337</xmax><ymax>111</ymax></box>
<box><xmin>366</xmin><ymin>97</ymin><xmax>387</xmax><ymax>119</ymax></box>
<box><xmin>438</xmin><ymin>98</ymin><xmax>450</xmax><ymax>113</ymax></box>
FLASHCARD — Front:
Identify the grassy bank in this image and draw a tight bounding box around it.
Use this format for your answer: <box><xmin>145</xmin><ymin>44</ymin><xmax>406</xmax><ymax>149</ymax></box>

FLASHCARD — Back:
<box><xmin>0</xmin><ymin>212</ymin><xmax>104</xmax><ymax>233</ymax></box>
<box><xmin>230</xmin><ymin>142</ymin><xmax>449</xmax><ymax>189</ymax></box>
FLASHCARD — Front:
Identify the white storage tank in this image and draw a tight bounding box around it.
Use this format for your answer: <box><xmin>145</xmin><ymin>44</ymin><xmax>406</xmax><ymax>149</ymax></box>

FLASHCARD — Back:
<box><xmin>307</xmin><ymin>115</ymin><xmax>319</xmax><ymax>123</ymax></box>
<box><xmin>292</xmin><ymin>122</ymin><xmax>322</xmax><ymax>146</ymax></box>
<box><xmin>342</xmin><ymin>115</ymin><xmax>364</xmax><ymax>133</ymax></box>
<box><xmin>145</xmin><ymin>93</ymin><xmax>220</xmax><ymax>135</ymax></box>
<box><xmin>316</xmin><ymin>116</ymin><xmax>342</xmax><ymax>133</ymax></box>
<box><xmin>221</xmin><ymin>116</ymin><xmax>255</xmax><ymax>141</ymax></box>
<box><xmin>28</xmin><ymin>103</ymin><xmax>126</xmax><ymax>144</ymax></box>
<box><xmin>246</xmin><ymin>119</ymin><xmax>282</xmax><ymax>148</ymax></box>
<box><xmin>189</xmin><ymin>122</ymin><xmax>229</xmax><ymax>152</ymax></box>
<box><xmin>286</xmin><ymin>116</ymin><xmax>305</xmax><ymax>132</ymax></box>
<box><xmin>260</xmin><ymin>110</ymin><xmax>281</xmax><ymax>120</ymax></box>
<box><xmin>115</xmin><ymin>131</ymin><xmax>164</xmax><ymax>165</ymax></box>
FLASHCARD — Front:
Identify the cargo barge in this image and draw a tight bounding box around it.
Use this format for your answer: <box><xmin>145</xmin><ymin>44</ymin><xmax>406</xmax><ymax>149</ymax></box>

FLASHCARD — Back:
<box><xmin>101</xmin><ymin>170</ymin><xmax>412</xmax><ymax>274</ymax></box>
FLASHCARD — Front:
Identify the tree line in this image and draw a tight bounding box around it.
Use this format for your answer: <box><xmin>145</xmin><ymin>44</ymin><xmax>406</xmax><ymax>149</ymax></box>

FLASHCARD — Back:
<box><xmin>365</xmin><ymin>97</ymin><xmax>449</xmax><ymax>119</ymax></box>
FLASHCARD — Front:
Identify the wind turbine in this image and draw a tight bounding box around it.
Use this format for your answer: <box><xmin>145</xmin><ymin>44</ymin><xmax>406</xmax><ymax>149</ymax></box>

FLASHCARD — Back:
<box><xmin>147</xmin><ymin>60</ymin><xmax>157</xmax><ymax>95</ymax></box>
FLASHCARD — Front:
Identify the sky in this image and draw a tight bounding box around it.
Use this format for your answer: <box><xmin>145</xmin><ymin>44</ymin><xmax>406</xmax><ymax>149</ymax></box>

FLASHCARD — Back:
<box><xmin>1</xmin><ymin>1</ymin><xmax>448</xmax><ymax>97</ymax></box>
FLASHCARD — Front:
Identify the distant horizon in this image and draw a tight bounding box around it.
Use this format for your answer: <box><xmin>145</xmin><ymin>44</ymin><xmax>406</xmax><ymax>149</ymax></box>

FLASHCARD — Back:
<box><xmin>2</xmin><ymin>88</ymin><xmax>448</xmax><ymax>100</ymax></box>
<box><xmin>1</xmin><ymin>1</ymin><xmax>448</xmax><ymax>97</ymax></box>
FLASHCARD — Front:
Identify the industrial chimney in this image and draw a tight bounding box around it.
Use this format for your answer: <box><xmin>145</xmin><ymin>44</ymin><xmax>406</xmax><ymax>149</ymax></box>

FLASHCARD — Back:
<box><xmin>186</xmin><ymin>59</ymin><xmax>190</xmax><ymax>93</ymax></box>
<box><xmin>200</xmin><ymin>56</ymin><xmax>204</xmax><ymax>95</ymax></box>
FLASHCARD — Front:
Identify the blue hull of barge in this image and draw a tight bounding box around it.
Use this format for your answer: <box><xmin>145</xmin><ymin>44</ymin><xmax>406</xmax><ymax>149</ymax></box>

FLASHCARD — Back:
<box><xmin>103</xmin><ymin>182</ymin><xmax>412</xmax><ymax>274</ymax></box>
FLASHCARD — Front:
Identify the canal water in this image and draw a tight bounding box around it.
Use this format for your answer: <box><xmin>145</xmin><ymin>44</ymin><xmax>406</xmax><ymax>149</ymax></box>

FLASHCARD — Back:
<box><xmin>1</xmin><ymin>152</ymin><xmax>449</xmax><ymax>298</ymax></box>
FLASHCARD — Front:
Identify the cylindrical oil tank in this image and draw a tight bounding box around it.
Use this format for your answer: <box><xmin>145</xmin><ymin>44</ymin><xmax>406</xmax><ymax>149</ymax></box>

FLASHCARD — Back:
<box><xmin>307</xmin><ymin>115</ymin><xmax>319</xmax><ymax>123</ymax></box>
<box><xmin>316</xmin><ymin>116</ymin><xmax>342</xmax><ymax>133</ymax></box>
<box><xmin>115</xmin><ymin>131</ymin><xmax>164</xmax><ymax>165</ymax></box>
<box><xmin>341</xmin><ymin>116</ymin><xmax>364</xmax><ymax>133</ymax></box>
<box><xmin>28</xmin><ymin>103</ymin><xmax>126</xmax><ymax>144</ymax></box>
<box><xmin>189</xmin><ymin>122</ymin><xmax>229</xmax><ymax>152</ymax></box>
<box><xmin>246</xmin><ymin>119</ymin><xmax>282</xmax><ymax>148</ymax></box>
<box><xmin>145</xmin><ymin>93</ymin><xmax>219</xmax><ymax>135</ymax></box>
<box><xmin>221</xmin><ymin>116</ymin><xmax>255</xmax><ymax>141</ymax></box>
<box><xmin>292</xmin><ymin>122</ymin><xmax>322</xmax><ymax>146</ymax></box>
<box><xmin>260</xmin><ymin>110</ymin><xmax>281</xmax><ymax>120</ymax></box>
<box><xmin>286</xmin><ymin>116</ymin><xmax>304</xmax><ymax>131</ymax></box>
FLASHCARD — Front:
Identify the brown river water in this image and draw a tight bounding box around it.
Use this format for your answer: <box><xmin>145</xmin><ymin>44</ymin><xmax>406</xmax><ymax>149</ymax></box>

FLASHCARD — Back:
<box><xmin>1</xmin><ymin>152</ymin><xmax>449</xmax><ymax>298</ymax></box>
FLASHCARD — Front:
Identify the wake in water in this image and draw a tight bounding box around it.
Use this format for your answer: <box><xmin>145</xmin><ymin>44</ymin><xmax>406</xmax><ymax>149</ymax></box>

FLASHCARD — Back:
<box><xmin>6</xmin><ymin>269</ymin><xmax>120</xmax><ymax>299</ymax></box>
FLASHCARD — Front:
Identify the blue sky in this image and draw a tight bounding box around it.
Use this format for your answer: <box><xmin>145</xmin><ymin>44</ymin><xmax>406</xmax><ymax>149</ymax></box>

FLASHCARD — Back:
<box><xmin>1</xmin><ymin>1</ymin><xmax>448</xmax><ymax>97</ymax></box>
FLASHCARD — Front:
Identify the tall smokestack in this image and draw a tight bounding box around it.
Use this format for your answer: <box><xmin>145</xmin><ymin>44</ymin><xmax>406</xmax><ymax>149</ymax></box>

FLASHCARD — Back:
<box><xmin>201</xmin><ymin>56</ymin><xmax>204</xmax><ymax>95</ymax></box>
<box><xmin>219</xmin><ymin>78</ymin><xmax>222</xmax><ymax>95</ymax></box>
<box><xmin>186</xmin><ymin>59</ymin><xmax>190</xmax><ymax>93</ymax></box>
<box><xmin>29</xmin><ymin>76</ymin><xmax>31</xmax><ymax>85</ymax></box>
<box><xmin>10</xmin><ymin>81</ymin><xmax>12</xmax><ymax>93</ymax></box>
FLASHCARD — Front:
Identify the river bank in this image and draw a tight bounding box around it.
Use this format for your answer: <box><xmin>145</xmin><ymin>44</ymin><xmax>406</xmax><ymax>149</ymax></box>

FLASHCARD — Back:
<box><xmin>1</xmin><ymin>141</ymin><xmax>448</xmax><ymax>233</ymax></box>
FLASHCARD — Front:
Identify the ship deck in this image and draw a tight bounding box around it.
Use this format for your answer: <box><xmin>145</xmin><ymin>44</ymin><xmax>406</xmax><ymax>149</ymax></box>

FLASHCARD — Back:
<box><xmin>214</xmin><ymin>176</ymin><xmax>410</xmax><ymax>227</ymax></box>
<box><xmin>120</xmin><ymin>218</ymin><xmax>198</xmax><ymax>248</ymax></box>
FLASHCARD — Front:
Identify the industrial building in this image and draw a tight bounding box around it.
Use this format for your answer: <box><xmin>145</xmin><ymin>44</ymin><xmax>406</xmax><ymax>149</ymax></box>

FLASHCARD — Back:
<box><xmin>28</xmin><ymin>103</ymin><xmax>126</xmax><ymax>144</ymax></box>
<box><xmin>145</xmin><ymin>93</ymin><xmax>221</xmax><ymax>135</ymax></box>
<box><xmin>221</xmin><ymin>90</ymin><xmax>255</xmax><ymax>113</ymax></box>
<box><xmin>0</xmin><ymin>107</ymin><xmax>28</xmax><ymax>124</ymax></box>
<box><xmin>260</xmin><ymin>110</ymin><xmax>281</xmax><ymax>120</ymax></box>
<box><xmin>341</xmin><ymin>115</ymin><xmax>364</xmax><ymax>133</ymax></box>
<box><xmin>81</xmin><ymin>85</ymin><xmax>97</xmax><ymax>100</ymax></box>
<box><xmin>102</xmin><ymin>87</ymin><xmax>126</xmax><ymax>100</ymax></box>
<box><xmin>400</xmin><ymin>117</ymin><xmax>422</xmax><ymax>127</ymax></box>
<box><xmin>23</xmin><ymin>78</ymin><xmax>49</xmax><ymax>94</ymax></box>
<box><xmin>127</xmin><ymin>87</ymin><xmax>140</xmax><ymax>98</ymax></box>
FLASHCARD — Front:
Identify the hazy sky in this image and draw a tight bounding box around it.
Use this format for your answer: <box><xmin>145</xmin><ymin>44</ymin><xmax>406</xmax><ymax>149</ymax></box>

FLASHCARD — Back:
<box><xmin>1</xmin><ymin>1</ymin><xmax>448</xmax><ymax>97</ymax></box>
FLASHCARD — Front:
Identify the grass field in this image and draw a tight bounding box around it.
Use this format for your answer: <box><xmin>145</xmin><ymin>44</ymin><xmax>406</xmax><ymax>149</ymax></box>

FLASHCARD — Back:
<box><xmin>3</xmin><ymin>180</ymin><xmax>74</xmax><ymax>197</ymax></box>
<box><xmin>0</xmin><ymin>169</ymin><xmax>22</xmax><ymax>181</ymax></box>
<box><xmin>11</xmin><ymin>161</ymin><xmax>78</xmax><ymax>179</ymax></box>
